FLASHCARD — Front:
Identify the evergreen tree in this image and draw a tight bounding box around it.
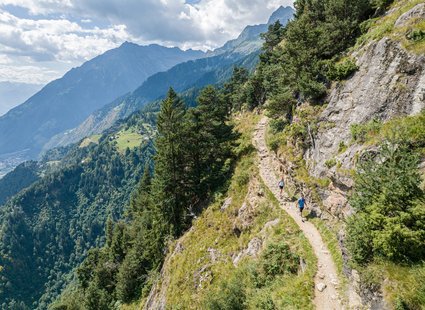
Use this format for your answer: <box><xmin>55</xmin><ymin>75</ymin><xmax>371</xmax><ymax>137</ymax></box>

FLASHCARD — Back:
<box><xmin>105</xmin><ymin>216</ymin><xmax>114</xmax><ymax>248</ymax></box>
<box><xmin>261</xmin><ymin>20</ymin><xmax>286</xmax><ymax>53</ymax></box>
<box><xmin>109</xmin><ymin>222</ymin><xmax>129</xmax><ymax>262</ymax></box>
<box><xmin>152</xmin><ymin>88</ymin><xmax>188</xmax><ymax>236</ymax></box>
<box><xmin>223</xmin><ymin>67</ymin><xmax>249</xmax><ymax>111</ymax></box>
<box><xmin>186</xmin><ymin>86</ymin><xmax>235</xmax><ymax>212</ymax></box>
<box><xmin>347</xmin><ymin>143</ymin><xmax>425</xmax><ymax>264</ymax></box>
<box><xmin>129</xmin><ymin>163</ymin><xmax>152</xmax><ymax>216</ymax></box>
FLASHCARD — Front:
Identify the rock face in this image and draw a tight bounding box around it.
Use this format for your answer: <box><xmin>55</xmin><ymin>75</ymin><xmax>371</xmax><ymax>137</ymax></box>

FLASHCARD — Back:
<box><xmin>233</xmin><ymin>237</ymin><xmax>263</xmax><ymax>266</ymax></box>
<box><xmin>305</xmin><ymin>36</ymin><xmax>425</xmax><ymax>217</ymax></box>
<box><xmin>308</xmin><ymin>37</ymin><xmax>425</xmax><ymax>179</ymax></box>
<box><xmin>395</xmin><ymin>3</ymin><xmax>425</xmax><ymax>27</ymax></box>
<box><xmin>317</xmin><ymin>283</ymin><xmax>327</xmax><ymax>292</ymax></box>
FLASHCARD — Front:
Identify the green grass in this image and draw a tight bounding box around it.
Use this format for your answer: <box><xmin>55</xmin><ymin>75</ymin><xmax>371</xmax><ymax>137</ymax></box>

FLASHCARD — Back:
<box><xmin>143</xmin><ymin>112</ymin><xmax>317</xmax><ymax>309</ymax></box>
<box><xmin>356</xmin><ymin>0</ymin><xmax>425</xmax><ymax>54</ymax></box>
<box><xmin>357</xmin><ymin>262</ymin><xmax>425</xmax><ymax>309</ymax></box>
<box><xmin>350</xmin><ymin>111</ymin><xmax>425</xmax><ymax>152</ymax></box>
<box><xmin>114</xmin><ymin>128</ymin><xmax>143</xmax><ymax>153</ymax></box>
<box><xmin>79</xmin><ymin>134</ymin><xmax>101</xmax><ymax>148</ymax></box>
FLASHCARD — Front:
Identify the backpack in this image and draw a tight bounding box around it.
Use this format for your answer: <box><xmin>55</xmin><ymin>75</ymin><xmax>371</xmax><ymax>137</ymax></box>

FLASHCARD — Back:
<box><xmin>279</xmin><ymin>180</ymin><xmax>284</xmax><ymax>187</ymax></box>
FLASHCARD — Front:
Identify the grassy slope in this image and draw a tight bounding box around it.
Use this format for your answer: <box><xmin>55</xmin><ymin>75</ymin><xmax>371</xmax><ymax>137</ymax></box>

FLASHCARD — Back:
<box><xmin>79</xmin><ymin>134</ymin><xmax>102</xmax><ymax>148</ymax></box>
<box><xmin>355</xmin><ymin>0</ymin><xmax>425</xmax><ymax>54</ymax></box>
<box><xmin>129</xmin><ymin>112</ymin><xmax>317</xmax><ymax>309</ymax></box>
<box><xmin>114</xmin><ymin>128</ymin><xmax>144</xmax><ymax>153</ymax></box>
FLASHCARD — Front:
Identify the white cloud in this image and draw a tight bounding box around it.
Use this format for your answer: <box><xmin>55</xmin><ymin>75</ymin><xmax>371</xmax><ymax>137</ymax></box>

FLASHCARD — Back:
<box><xmin>0</xmin><ymin>0</ymin><xmax>294</xmax><ymax>84</ymax></box>
<box><xmin>1</xmin><ymin>0</ymin><xmax>293</xmax><ymax>49</ymax></box>
<box><xmin>0</xmin><ymin>0</ymin><xmax>73</xmax><ymax>15</ymax></box>
<box><xmin>0</xmin><ymin>63</ymin><xmax>58</xmax><ymax>83</ymax></box>
<box><xmin>0</xmin><ymin>54</ymin><xmax>11</xmax><ymax>63</ymax></box>
<box><xmin>0</xmin><ymin>9</ymin><xmax>132</xmax><ymax>62</ymax></box>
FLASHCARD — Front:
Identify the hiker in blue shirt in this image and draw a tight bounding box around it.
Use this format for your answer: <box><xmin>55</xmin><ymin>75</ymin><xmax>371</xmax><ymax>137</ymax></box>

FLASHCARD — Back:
<box><xmin>297</xmin><ymin>193</ymin><xmax>306</xmax><ymax>222</ymax></box>
<box><xmin>278</xmin><ymin>177</ymin><xmax>285</xmax><ymax>197</ymax></box>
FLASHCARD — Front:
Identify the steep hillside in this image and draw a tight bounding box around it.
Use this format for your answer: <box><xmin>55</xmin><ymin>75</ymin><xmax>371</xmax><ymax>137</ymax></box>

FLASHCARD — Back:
<box><xmin>0</xmin><ymin>111</ymin><xmax>156</xmax><ymax>309</ymax></box>
<box><xmin>136</xmin><ymin>1</ymin><xmax>425</xmax><ymax>309</ymax></box>
<box><xmin>0</xmin><ymin>161</ymin><xmax>40</xmax><ymax>206</ymax></box>
<box><xmin>0</xmin><ymin>43</ymin><xmax>203</xmax><ymax>162</ymax></box>
<box><xmin>306</xmin><ymin>0</ymin><xmax>425</xmax><ymax>216</ymax></box>
<box><xmin>142</xmin><ymin>113</ymin><xmax>316</xmax><ymax>310</ymax></box>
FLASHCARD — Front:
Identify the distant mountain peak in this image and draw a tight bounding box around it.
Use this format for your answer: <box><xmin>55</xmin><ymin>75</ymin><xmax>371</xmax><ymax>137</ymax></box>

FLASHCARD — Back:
<box><xmin>210</xmin><ymin>5</ymin><xmax>294</xmax><ymax>56</ymax></box>
<box><xmin>268</xmin><ymin>6</ymin><xmax>295</xmax><ymax>25</ymax></box>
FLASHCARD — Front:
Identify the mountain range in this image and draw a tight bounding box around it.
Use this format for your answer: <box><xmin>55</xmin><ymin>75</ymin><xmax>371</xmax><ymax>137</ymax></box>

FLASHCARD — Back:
<box><xmin>43</xmin><ymin>6</ymin><xmax>294</xmax><ymax>151</ymax></box>
<box><xmin>0</xmin><ymin>44</ymin><xmax>204</xmax><ymax>160</ymax></box>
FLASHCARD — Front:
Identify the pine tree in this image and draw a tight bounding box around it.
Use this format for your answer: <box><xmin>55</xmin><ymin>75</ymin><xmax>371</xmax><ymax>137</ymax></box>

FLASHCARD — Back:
<box><xmin>347</xmin><ymin>143</ymin><xmax>425</xmax><ymax>263</ymax></box>
<box><xmin>223</xmin><ymin>67</ymin><xmax>249</xmax><ymax>111</ymax></box>
<box><xmin>260</xmin><ymin>20</ymin><xmax>286</xmax><ymax>58</ymax></box>
<box><xmin>129</xmin><ymin>163</ymin><xmax>152</xmax><ymax>215</ymax></box>
<box><xmin>152</xmin><ymin>88</ymin><xmax>188</xmax><ymax>236</ymax></box>
<box><xmin>184</xmin><ymin>86</ymin><xmax>235</xmax><ymax>214</ymax></box>
<box><xmin>105</xmin><ymin>216</ymin><xmax>114</xmax><ymax>248</ymax></box>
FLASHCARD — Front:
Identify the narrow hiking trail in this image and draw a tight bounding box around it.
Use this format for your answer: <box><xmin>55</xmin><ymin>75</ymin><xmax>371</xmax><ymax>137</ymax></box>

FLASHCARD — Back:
<box><xmin>253</xmin><ymin>116</ymin><xmax>343</xmax><ymax>310</ymax></box>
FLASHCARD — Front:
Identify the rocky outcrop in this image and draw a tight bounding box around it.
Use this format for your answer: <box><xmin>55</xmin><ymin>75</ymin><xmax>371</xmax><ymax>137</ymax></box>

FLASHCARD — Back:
<box><xmin>395</xmin><ymin>3</ymin><xmax>425</xmax><ymax>27</ymax></box>
<box><xmin>232</xmin><ymin>237</ymin><xmax>263</xmax><ymax>266</ymax></box>
<box><xmin>305</xmin><ymin>35</ymin><xmax>425</xmax><ymax>217</ymax></box>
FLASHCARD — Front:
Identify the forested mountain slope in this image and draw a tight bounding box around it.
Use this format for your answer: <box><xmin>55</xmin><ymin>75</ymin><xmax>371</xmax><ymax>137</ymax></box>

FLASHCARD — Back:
<box><xmin>0</xmin><ymin>111</ymin><xmax>156</xmax><ymax>309</ymax></box>
<box><xmin>0</xmin><ymin>161</ymin><xmax>40</xmax><ymax>206</ymax></box>
<box><xmin>0</xmin><ymin>43</ymin><xmax>203</xmax><ymax>161</ymax></box>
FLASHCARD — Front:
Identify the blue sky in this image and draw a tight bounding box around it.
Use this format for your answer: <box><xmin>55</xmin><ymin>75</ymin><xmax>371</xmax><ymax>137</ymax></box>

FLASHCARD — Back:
<box><xmin>0</xmin><ymin>0</ymin><xmax>294</xmax><ymax>87</ymax></box>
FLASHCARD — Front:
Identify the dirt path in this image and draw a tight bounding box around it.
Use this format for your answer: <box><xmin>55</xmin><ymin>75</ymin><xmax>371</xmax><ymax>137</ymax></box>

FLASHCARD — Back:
<box><xmin>253</xmin><ymin>116</ymin><xmax>343</xmax><ymax>310</ymax></box>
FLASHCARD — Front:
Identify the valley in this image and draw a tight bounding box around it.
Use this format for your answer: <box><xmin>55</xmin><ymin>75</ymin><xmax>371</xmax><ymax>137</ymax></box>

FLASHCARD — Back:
<box><xmin>0</xmin><ymin>1</ymin><xmax>424</xmax><ymax>309</ymax></box>
<box><xmin>0</xmin><ymin>150</ymin><xmax>31</xmax><ymax>179</ymax></box>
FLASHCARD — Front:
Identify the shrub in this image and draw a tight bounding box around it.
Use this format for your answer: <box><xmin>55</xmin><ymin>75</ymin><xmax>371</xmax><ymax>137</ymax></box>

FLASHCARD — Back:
<box><xmin>326</xmin><ymin>58</ymin><xmax>359</xmax><ymax>81</ymax></box>
<box><xmin>407</xmin><ymin>30</ymin><xmax>425</xmax><ymax>42</ymax></box>
<box><xmin>347</xmin><ymin>143</ymin><xmax>425</xmax><ymax>264</ymax></box>
<box><xmin>269</xmin><ymin>138</ymin><xmax>280</xmax><ymax>153</ymax></box>
<box><xmin>270</xmin><ymin>118</ymin><xmax>289</xmax><ymax>134</ymax></box>
<box><xmin>257</xmin><ymin>240</ymin><xmax>299</xmax><ymax>285</ymax></box>
<box><xmin>338</xmin><ymin>141</ymin><xmax>347</xmax><ymax>153</ymax></box>
<box><xmin>325</xmin><ymin>158</ymin><xmax>337</xmax><ymax>169</ymax></box>
<box><xmin>251</xmin><ymin>291</ymin><xmax>276</xmax><ymax>310</ymax></box>
<box><xmin>203</xmin><ymin>273</ymin><xmax>246</xmax><ymax>310</ymax></box>
<box><xmin>370</xmin><ymin>0</ymin><xmax>394</xmax><ymax>10</ymax></box>
<box><xmin>381</xmin><ymin>112</ymin><xmax>425</xmax><ymax>148</ymax></box>
<box><xmin>350</xmin><ymin>119</ymin><xmax>382</xmax><ymax>143</ymax></box>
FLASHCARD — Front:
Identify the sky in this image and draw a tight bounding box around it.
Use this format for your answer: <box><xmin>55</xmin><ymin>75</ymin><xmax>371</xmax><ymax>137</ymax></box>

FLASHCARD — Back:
<box><xmin>0</xmin><ymin>0</ymin><xmax>293</xmax><ymax>115</ymax></box>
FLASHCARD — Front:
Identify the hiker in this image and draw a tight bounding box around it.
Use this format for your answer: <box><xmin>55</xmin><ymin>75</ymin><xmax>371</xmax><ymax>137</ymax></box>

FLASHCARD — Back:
<box><xmin>278</xmin><ymin>177</ymin><xmax>285</xmax><ymax>197</ymax></box>
<box><xmin>297</xmin><ymin>193</ymin><xmax>306</xmax><ymax>222</ymax></box>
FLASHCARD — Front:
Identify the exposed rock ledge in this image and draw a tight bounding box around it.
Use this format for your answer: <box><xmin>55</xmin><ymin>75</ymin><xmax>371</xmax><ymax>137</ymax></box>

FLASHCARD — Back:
<box><xmin>305</xmin><ymin>36</ymin><xmax>425</xmax><ymax>217</ymax></box>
